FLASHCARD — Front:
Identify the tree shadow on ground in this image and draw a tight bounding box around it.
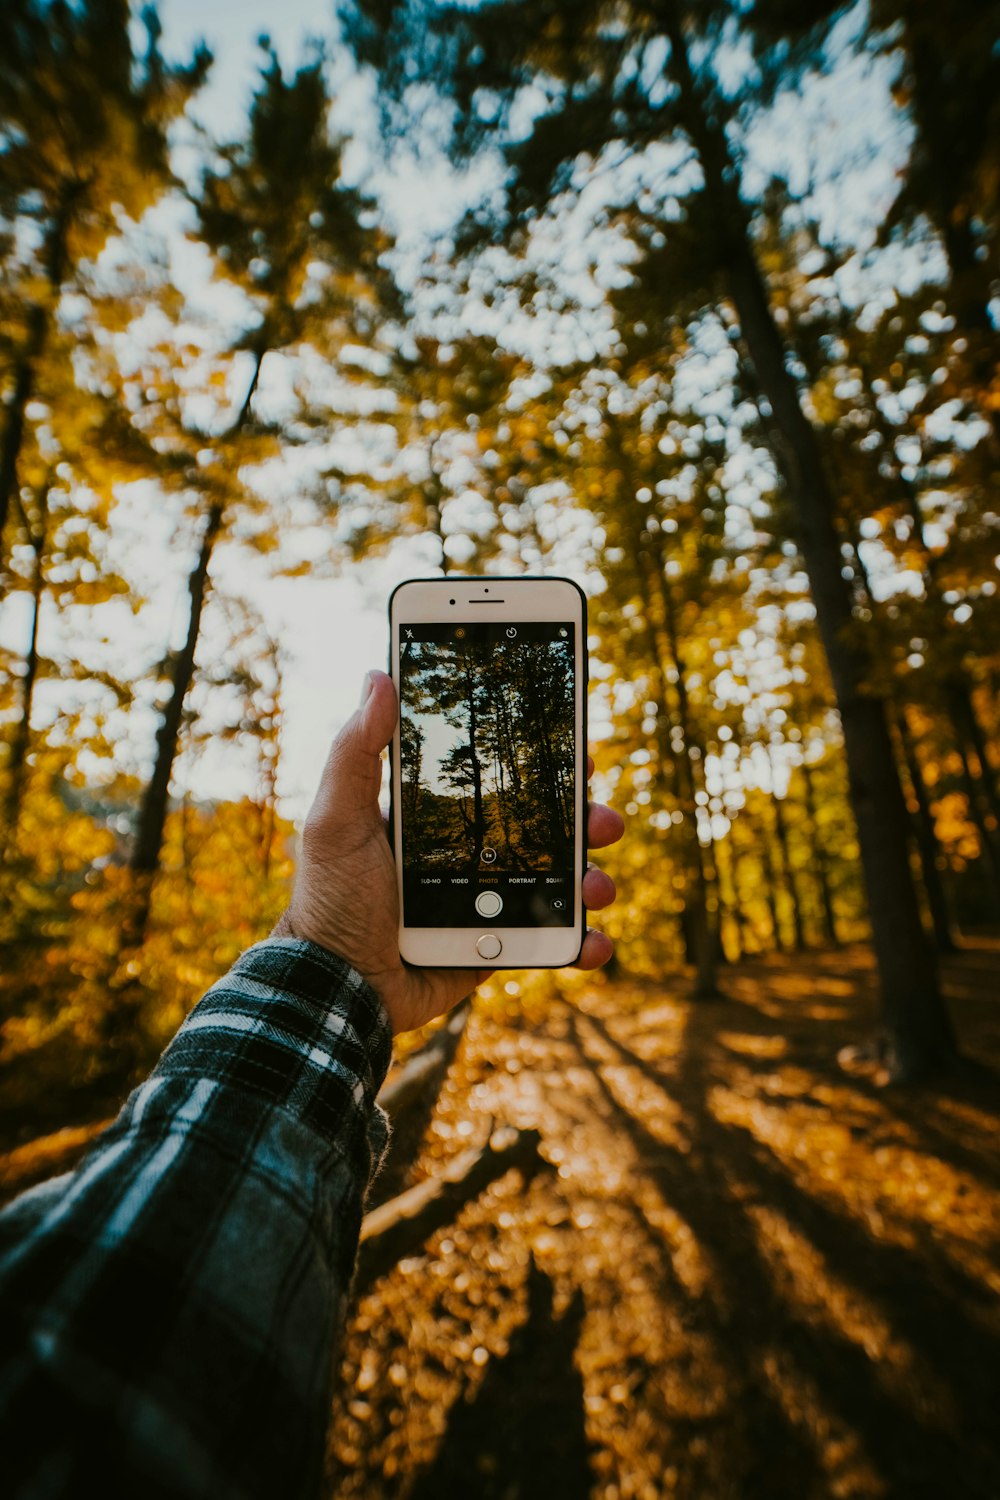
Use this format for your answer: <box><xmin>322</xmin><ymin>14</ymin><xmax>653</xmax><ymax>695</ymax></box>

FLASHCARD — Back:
<box><xmin>569</xmin><ymin>1013</ymin><xmax>844</xmax><ymax>1497</ymax></box>
<box><xmin>409</xmin><ymin>1257</ymin><xmax>593</xmax><ymax>1500</ymax></box>
<box><xmin>571</xmin><ymin>999</ymin><xmax>1000</xmax><ymax>1500</ymax></box>
<box><xmin>678</xmin><ymin>952</ymin><xmax>1000</xmax><ymax>1192</ymax></box>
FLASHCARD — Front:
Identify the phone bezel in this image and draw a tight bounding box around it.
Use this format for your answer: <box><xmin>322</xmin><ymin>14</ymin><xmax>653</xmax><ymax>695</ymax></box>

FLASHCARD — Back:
<box><xmin>388</xmin><ymin>575</ymin><xmax>588</xmax><ymax>969</ymax></box>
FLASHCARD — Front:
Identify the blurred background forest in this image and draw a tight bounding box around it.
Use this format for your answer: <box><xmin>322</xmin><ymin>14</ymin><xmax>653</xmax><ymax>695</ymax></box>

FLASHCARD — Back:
<box><xmin>3</xmin><ymin>0</ymin><xmax>998</xmax><ymax>1115</ymax></box>
<box><xmin>3</xmin><ymin>2</ymin><xmax>1000</xmax><ymax>1495</ymax></box>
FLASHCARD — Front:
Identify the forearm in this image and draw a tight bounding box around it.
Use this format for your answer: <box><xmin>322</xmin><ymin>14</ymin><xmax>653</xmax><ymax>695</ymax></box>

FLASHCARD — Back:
<box><xmin>0</xmin><ymin>938</ymin><xmax>392</xmax><ymax>1500</ymax></box>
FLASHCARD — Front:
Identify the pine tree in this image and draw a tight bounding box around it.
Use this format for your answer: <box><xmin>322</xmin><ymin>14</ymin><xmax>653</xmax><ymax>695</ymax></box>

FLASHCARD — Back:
<box><xmin>344</xmin><ymin>0</ymin><xmax>960</xmax><ymax>1074</ymax></box>
<box><xmin>125</xmin><ymin>44</ymin><xmax>391</xmax><ymax>940</ymax></box>
<box><xmin>0</xmin><ymin>0</ymin><xmax>209</xmax><ymax>575</ymax></box>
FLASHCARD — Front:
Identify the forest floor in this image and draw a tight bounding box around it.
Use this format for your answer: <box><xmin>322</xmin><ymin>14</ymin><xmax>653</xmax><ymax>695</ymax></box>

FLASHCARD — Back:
<box><xmin>2</xmin><ymin>944</ymin><xmax>997</xmax><ymax>1497</ymax></box>
<box><xmin>328</xmin><ymin>944</ymin><xmax>1000</xmax><ymax>1500</ymax></box>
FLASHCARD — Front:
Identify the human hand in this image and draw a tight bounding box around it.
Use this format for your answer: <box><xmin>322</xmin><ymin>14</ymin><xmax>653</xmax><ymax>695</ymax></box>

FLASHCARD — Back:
<box><xmin>272</xmin><ymin>670</ymin><xmax>624</xmax><ymax>1035</ymax></box>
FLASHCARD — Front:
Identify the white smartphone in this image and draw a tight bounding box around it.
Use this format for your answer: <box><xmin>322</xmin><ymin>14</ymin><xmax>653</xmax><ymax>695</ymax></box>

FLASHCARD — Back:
<box><xmin>389</xmin><ymin>575</ymin><xmax>588</xmax><ymax>968</ymax></box>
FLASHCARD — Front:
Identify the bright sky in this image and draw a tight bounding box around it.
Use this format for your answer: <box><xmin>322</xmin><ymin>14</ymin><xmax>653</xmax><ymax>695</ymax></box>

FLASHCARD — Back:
<box><xmin>159</xmin><ymin>0</ymin><xmax>339</xmax><ymax>136</ymax></box>
<box><xmin>409</xmin><ymin>709</ymin><xmax>469</xmax><ymax>797</ymax></box>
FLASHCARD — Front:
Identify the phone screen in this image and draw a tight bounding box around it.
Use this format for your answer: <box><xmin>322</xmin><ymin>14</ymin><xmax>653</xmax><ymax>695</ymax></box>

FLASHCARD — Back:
<box><xmin>398</xmin><ymin>620</ymin><xmax>576</xmax><ymax>928</ymax></box>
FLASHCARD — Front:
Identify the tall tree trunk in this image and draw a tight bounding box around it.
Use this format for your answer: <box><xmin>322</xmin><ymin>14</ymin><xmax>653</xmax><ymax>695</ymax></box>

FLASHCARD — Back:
<box><xmin>180</xmin><ymin>790</ymin><xmax>195</xmax><ymax>914</ymax></box>
<box><xmin>605</xmin><ymin>406</ymin><xmax>719</xmax><ymax>996</ymax></box>
<box><xmin>768</xmin><ymin>763</ymin><xmax>806</xmax><ymax>951</ymax></box>
<box><xmin>0</xmin><ymin>335</ymin><xmax>42</xmax><ymax>574</ymax></box>
<box><xmin>843</xmin><ymin>496</ymin><xmax>969</xmax><ymax>948</ymax></box>
<box><xmin>125</xmin><ymin>352</ymin><xmax>265</xmax><ymax>943</ymax></box>
<box><xmin>426</xmin><ymin>439</ymin><xmax>449</xmax><ymax>575</ymax></box>
<box><xmin>644</xmin><ymin>651</ymin><xmax>698</xmax><ymax>969</ymax></box>
<box><xmin>0</xmin><ymin>194</ymin><xmax>75</xmax><ymax>580</ymax></box>
<box><xmin>461</xmin><ymin>649</ymin><xmax>486</xmax><ymax>853</ymax></box>
<box><xmin>774</xmin><ymin>796</ymin><xmax>806</xmax><ymax>950</ymax></box>
<box><xmin>732</xmin><ymin>821</ymin><xmax>774</xmax><ymax>955</ymax></box>
<box><xmin>712</xmin><ymin>827</ymin><xmax>744</xmax><ymax>962</ymax></box>
<box><xmin>655</xmin><ymin>565</ymin><xmax>718</xmax><ymax>997</ymax></box>
<box><xmin>130</xmin><ymin>499</ymin><xmax>224</xmax><ymax>883</ymax></box>
<box><xmin>258</xmin><ymin>648</ymin><xmax>282</xmax><ymax>883</ymax></box>
<box><xmin>947</xmin><ymin>683</ymin><xmax>1000</xmax><ymax>846</ymax></box>
<box><xmin>799</xmin><ymin>758</ymin><xmax>840</xmax><ymax>947</ymax></box>
<box><xmin>892</xmin><ymin>706</ymin><xmax>957</xmax><ymax>952</ymax></box>
<box><xmin>954</xmin><ymin>736</ymin><xmax>1000</xmax><ymax>920</ymax></box>
<box><xmin>757</xmin><ymin>808</ymin><xmax>788</xmax><ymax>954</ymax></box>
<box><xmin>632</xmin><ymin>528</ymin><xmax>718</xmax><ymax>998</ymax></box>
<box><xmin>260</xmin><ymin>792</ymin><xmax>275</xmax><ymax>883</ymax></box>
<box><xmin>703</xmin><ymin>838</ymin><xmax>728</xmax><ymax>965</ymax></box>
<box><xmin>530</xmin><ymin>681</ymin><xmax>569</xmax><ymax>862</ymax></box>
<box><xmin>2</xmin><ymin>489</ymin><xmax>48</xmax><ymax>836</ymax></box>
<box><xmin>736</xmin><ymin>811</ymin><xmax>782</xmax><ymax>953</ymax></box>
<box><xmin>665</xmin><ymin>12</ymin><xmax>955</xmax><ymax>1074</ymax></box>
<box><xmin>903</xmin><ymin>23</ymin><xmax>1000</xmax><ymax>431</ymax></box>
<box><xmin>842</xmin><ymin>318</ymin><xmax>1000</xmax><ymax>833</ymax></box>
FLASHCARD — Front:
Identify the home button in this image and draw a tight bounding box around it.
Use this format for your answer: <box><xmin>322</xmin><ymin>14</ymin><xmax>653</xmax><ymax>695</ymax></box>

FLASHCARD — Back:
<box><xmin>476</xmin><ymin>934</ymin><xmax>502</xmax><ymax>961</ymax></box>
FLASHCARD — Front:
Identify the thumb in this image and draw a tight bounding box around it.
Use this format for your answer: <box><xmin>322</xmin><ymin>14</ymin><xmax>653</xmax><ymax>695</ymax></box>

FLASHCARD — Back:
<box><xmin>352</xmin><ymin>669</ymin><xmax>397</xmax><ymax>757</ymax></box>
<box><xmin>308</xmin><ymin>670</ymin><xmax>396</xmax><ymax>831</ymax></box>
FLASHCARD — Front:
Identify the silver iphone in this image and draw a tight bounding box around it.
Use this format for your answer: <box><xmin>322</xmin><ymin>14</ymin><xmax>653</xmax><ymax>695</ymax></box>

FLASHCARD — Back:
<box><xmin>389</xmin><ymin>575</ymin><xmax>587</xmax><ymax>968</ymax></box>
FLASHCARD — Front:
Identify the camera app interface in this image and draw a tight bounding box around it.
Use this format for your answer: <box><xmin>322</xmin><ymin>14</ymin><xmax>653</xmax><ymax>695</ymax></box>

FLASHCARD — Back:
<box><xmin>399</xmin><ymin>622</ymin><xmax>576</xmax><ymax>927</ymax></box>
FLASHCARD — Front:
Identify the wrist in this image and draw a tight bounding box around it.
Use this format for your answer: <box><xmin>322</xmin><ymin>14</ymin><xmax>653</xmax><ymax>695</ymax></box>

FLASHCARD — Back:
<box><xmin>270</xmin><ymin>909</ymin><xmax>297</xmax><ymax>940</ymax></box>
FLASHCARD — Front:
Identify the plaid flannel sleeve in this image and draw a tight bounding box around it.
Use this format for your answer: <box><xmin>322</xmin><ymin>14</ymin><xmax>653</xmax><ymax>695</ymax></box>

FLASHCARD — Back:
<box><xmin>0</xmin><ymin>937</ymin><xmax>393</xmax><ymax>1500</ymax></box>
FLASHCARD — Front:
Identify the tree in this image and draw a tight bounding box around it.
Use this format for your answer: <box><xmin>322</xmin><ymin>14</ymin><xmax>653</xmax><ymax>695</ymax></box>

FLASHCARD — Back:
<box><xmin>344</xmin><ymin>0</ymin><xmax>960</xmax><ymax>1074</ymax></box>
<box><xmin>0</xmin><ymin>0</ymin><xmax>209</xmax><ymax>575</ymax></box>
<box><xmin>747</xmin><ymin>0</ymin><xmax>1000</xmax><ymax>430</ymax></box>
<box><xmin>329</xmin><ymin>333</ymin><xmax>520</xmax><ymax>575</ymax></box>
<box><xmin>580</xmin><ymin>371</ymin><xmax>728</xmax><ymax>996</ymax></box>
<box><xmin>749</xmin><ymin>189</ymin><xmax>999</xmax><ymax>938</ymax></box>
<box><xmin>124</xmin><ymin>44</ymin><xmax>390</xmax><ymax>940</ymax></box>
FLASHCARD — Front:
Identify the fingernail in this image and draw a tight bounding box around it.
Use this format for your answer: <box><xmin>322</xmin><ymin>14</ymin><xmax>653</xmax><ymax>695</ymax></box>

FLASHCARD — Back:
<box><xmin>359</xmin><ymin>671</ymin><xmax>374</xmax><ymax>708</ymax></box>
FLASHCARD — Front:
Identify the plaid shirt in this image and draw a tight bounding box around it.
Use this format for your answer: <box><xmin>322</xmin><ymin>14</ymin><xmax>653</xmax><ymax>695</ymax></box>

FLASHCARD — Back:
<box><xmin>0</xmin><ymin>938</ymin><xmax>392</xmax><ymax>1500</ymax></box>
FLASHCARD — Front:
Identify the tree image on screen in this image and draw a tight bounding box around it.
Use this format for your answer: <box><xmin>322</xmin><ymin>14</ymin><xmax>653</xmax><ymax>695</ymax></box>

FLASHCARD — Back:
<box><xmin>400</xmin><ymin>635</ymin><xmax>574</xmax><ymax>873</ymax></box>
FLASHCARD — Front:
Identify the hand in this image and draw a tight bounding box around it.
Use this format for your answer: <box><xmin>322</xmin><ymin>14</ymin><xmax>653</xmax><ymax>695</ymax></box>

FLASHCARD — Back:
<box><xmin>272</xmin><ymin>670</ymin><xmax>624</xmax><ymax>1035</ymax></box>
